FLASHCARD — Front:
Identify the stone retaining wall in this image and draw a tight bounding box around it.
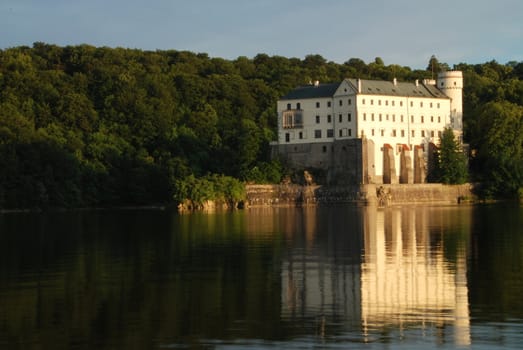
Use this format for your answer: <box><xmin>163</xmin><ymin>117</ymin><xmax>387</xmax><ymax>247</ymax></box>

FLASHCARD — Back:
<box><xmin>245</xmin><ymin>183</ymin><xmax>475</xmax><ymax>207</ymax></box>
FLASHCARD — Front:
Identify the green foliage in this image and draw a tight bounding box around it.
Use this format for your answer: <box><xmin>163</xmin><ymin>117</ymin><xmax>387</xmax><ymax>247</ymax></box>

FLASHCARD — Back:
<box><xmin>172</xmin><ymin>174</ymin><xmax>245</xmax><ymax>208</ymax></box>
<box><xmin>431</xmin><ymin>127</ymin><xmax>468</xmax><ymax>184</ymax></box>
<box><xmin>470</xmin><ymin>101</ymin><xmax>523</xmax><ymax>198</ymax></box>
<box><xmin>242</xmin><ymin>160</ymin><xmax>283</xmax><ymax>184</ymax></box>
<box><xmin>0</xmin><ymin>44</ymin><xmax>522</xmax><ymax>208</ymax></box>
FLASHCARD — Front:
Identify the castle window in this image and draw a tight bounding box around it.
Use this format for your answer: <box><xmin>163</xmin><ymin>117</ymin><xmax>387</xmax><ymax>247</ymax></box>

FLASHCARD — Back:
<box><xmin>327</xmin><ymin>115</ymin><xmax>332</xmax><ymax>123</ymax></box>
<box><xmin>327</xmin><ymin>101</ymin><xmax>332</xmax><ymax>107</ymax></box>
<box><xmin>431</xmin><ymin>116</ymin><xmax>434</xmax><ymax>122</ymax></box>
<box><xmin>322</xmin><ymin>146</ymin><xmax>327</xmax><ymax>153</ymax></box>
<box><xmin>339</xmin><ymin>114</ymin><xmax>342</xmax><ymax>123</ymax></box>
<box><xmin>379</xmin><ymin>114</ymin><xmax>382</xmax><ymax>122</ymax></box>
<box><xmin>348</xmin><ymin>99</ymin><xmax>352</xmax><ymax>105</ymax></box>
<box><xmin>285</xmin><ymin>133</ymin><xmax>290</xmax><ymax>142</ymax></box>
<box><xmin>401</xmin><ymin>115</ymin><xmax>404</xmax><ymax>122</ymax></box>
<box><xmin>431</xmin><ymin>130</ymin><xmax>435</xmax><ymax>137</ymax></box>
<box><xmin>348</xmin><ymin>113</ymin><xmax>352</xmax><ymax>122</ymax></box>
<box><xmin>299</xmin><ymin>132</ymin><xmax>303</xmax><ymax>139</ymax></box>
<box><xmin>400</xmin><ymin>101</ymin><xmax>403</xmax><ymax>107</ymax></box>
<box><xmin>339</xmin><ymin>129</ymin><xmax>343</xmax><ymax>137</ymax></box>
<box><xmin>438</xmin><ymin>131</ymin><xmax>442</xmax><ymax>137</ymax></box>
<box><xmin>412</xmin><ymin>130</ymin><xmax>415</xmax><ymax>137</ymax></box>
<box><xmin>392</xmin><ymin>100</ymin><xmax>395</xmax><ymax>106</ymax></box>
<box><xmin>411</xmin><ymin>115</ymin><xmax>414</xmax><ymax>123</ymax></box>
<box><xmin>410</xmin><ymin>101</ymin><xmax>413</xmax><ymax>107</ymax></box>
<box><xmin>372</xmin><ymin>113</ymin><xmax>375</xmax><ymax>122</ymax></box>
<box><xmin>315</xmin><ymin>130</ymin><xmax>322</xmax><ymax>138</ymax></box>
<box><xmin>421</xmin><ymin>116</ymin><xmax>424</xmax><ymax>123</ymax></box>
<box><xmin>430</xmin><ymin>102</ymin><xmax>433</xmax><ymax>108</ymax></box>
<box><xmin>362</xmin><ymin>99</ymin><xmax>366</xmax><ymax>105</ymax></box>
<box><xmin>420</xmin><ymin>102</ymin><xmax>423</xmax><ymax>108</ymax></box>
<box><xmin>421</xmin><ymin>130</ymin><xmax>425</xmax><ymax>137</ymax></box>
<box><xmin>316</xmin><ymin>115</ymin><xmax>320</xmax><ymax>124</ymax></box>
<box><xmin>385</xmin><ymin>100</ymin><xmax>389</xmax><ymax>106</ymax></box>
<box><xmin>363</xmin><ymin>113</ymin><xmax>367</xmax><ymax>121</ymax></box>
<box><xmin>297</xmin><ymin>103</ymin><xmax>301</xmax><ymax>109</ymax></box>
<box><xmin>371</xmin><ymin>129</ymin><xmax>375</xmax><ymax>136</ymax></box>
<box><xmin>339</xmin><ymin>100</ymin><xmax>343</xmax><ymax>106</ymax></box>
<box><xmin>327</xmin><ymin>129</ymin><xmax>334</xmax><ymax>138</ymax></box>
<box><xmin>287</xmin><ymin>103</ymin><xmax>291</xmax><ymax>110</ymax></box>
<box><xmin>316</xmin><ymin>102</ymin><xmax>320</xmax><ymax>108</ymax></box>
<box><xmin>392</xmin><ymin>129</ymin><xmax>397</xmax><ymax>137</ymax></box>
<box><xmin>437</xmin><ymin>103</ymin><xmax>440</xmax><ymax>108</ymax></box>
<box><xmin>438</xmin><ymin>116</ymin><xmax>441</xmax><ymax>123</ymax></box>
<box><xmin>348</xmin><ymin>129</ymin><xmax>352</xmax><ymax>136</ymax></box>
<box><xmin>378</xmin><ymin>100</ymin><xmax>381</xmax><ymax>106</ymax></box>
<box><xmin>380</xmin><ymin>129</ymin><xmax>385</xmax><ymax>137</ymax></box>
<box><xmin>401</xmin><ymin>130</ymin><xmax>405</xmax><ymax>137</ymax></box>
<box><xmin>392</xmin><ymin>115</ymin><xmax>395</xmax><ymax>122</ymax></box>
<box><xmin>371</xmin><ymin>99</ymin><xmax>374</xmax><ymax>105</ymax></box>
<box><xmin>386</xmin><ymin>114</ymin><xmax>389</xmax><ymax>121</ymax></box>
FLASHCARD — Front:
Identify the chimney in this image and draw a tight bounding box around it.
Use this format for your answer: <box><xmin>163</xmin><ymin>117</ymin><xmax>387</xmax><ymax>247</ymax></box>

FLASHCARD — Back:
<box><xmin>357</xmin><ymin>78</ymin><xmax>361</xmax><ymax>93</ymax></box>
<box><xmin>415</xmin><ymin>79</ymin><xmax>419</xmax><ymax>87</ymax></box>
<box><xmin>393</xmin><ymin>78</ymin><xmax>397</xmax><ymax>86</ymax></box>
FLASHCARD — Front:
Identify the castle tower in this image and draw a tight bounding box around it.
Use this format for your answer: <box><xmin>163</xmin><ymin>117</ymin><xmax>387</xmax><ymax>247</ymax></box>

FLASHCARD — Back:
<box><xmin>437</xmin><ymin>71</ymin><xmax>463</xmax><ymax>141</ymax></box>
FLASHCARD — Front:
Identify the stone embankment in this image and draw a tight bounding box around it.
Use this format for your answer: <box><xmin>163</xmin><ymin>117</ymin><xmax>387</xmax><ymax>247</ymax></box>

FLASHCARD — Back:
<box><xmin>245</xmin><ymin>183</ymin><xmax>475</xmax><ymax>207</ymax></box>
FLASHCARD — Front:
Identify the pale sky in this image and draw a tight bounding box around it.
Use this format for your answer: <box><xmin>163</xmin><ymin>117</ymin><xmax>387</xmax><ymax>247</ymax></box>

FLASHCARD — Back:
<box><xmin>1</xmin><ymin>0</ymin><xmax>522</xmax><ymax>69</ymax></box>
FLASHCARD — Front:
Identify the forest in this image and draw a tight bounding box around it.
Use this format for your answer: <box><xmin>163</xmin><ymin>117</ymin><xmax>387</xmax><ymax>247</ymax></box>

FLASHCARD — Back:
<box><xmin>0</xmin><ymin>43</ymin><xmax>522</xmax><ymax>209</ymax></box>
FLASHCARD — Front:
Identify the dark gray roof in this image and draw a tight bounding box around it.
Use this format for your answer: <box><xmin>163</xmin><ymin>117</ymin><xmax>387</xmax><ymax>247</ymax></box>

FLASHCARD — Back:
<box><xmin>280</xmin><ymin>79</ymin><xmax>450</xmax><ymax>100</ymax></box>
<box><xmin>280</xmin><ymin>83</ymin><xmax>340</xmax><ymax>100</ymax></box>
<box><xmin>347</xmin><ymin>79</ymin><xmax>449</xmax><ymax>99</ymax></box>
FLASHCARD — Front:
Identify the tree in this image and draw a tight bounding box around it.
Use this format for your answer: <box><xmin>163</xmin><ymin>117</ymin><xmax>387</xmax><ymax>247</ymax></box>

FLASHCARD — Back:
<box><xmin>426</xmin><ymin>55</ymin><xmax>450</xmax><ymax>77</ymax></box>
<box><xmin>432</xmin><ymin>127</ymin><xmax>468</xmax><ymax>184</ymax></box>
<box><xmin>473</xmin><ymin>101</ymin><xmax>523</xmax><ymax>197</ymax></box>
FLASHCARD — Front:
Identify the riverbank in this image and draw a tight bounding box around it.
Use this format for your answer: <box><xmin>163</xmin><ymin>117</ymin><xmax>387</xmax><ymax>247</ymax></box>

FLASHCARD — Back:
<box><xmin>245</xmin><ymin>183</ymin><xmax>476</xmax><ymax>207</ymax></box>
<box><xmin>0</xmin><ymin>184</ymin><xmax>477</xmax><ymax>213</ymax></box>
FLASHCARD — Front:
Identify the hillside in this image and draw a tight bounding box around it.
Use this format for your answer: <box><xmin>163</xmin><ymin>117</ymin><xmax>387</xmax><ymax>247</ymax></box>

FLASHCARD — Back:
<box><xmin>0</xmin><ymin>43</ymin><xmax>522</xmax><ymax>209</ymax></box>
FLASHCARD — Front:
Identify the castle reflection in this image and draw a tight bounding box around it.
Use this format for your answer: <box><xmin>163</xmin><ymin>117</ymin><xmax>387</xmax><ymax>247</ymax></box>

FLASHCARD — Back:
<box><xmin>279</xmin><ymin>205</ymin><xmax>471</xmax><ymax>345</ymax></box>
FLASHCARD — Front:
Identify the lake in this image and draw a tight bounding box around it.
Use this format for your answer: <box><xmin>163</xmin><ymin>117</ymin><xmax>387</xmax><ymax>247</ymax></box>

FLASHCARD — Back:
<box><xmin>1</xmin><ymin>204</ymin><xmax>522</xmax><ymax>349</ymax></box>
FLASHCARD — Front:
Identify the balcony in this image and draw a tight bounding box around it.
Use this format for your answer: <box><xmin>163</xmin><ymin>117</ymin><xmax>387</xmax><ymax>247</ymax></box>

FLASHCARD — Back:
<box><xmin>282</xmin><ymin>110</ymin><xmax>303</xmax><ymax>129</ymax></box>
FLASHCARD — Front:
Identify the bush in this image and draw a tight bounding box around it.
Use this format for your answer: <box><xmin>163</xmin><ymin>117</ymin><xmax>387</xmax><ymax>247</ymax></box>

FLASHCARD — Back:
<box><xmin>172</xmin><ymin>174</ymin><xmax>245</xmax><ymax>208</ymax></box>
<box><xmin>242</xmin><ymin>160</ymin><xmax>283</xmax><ymax>184</ymax></box>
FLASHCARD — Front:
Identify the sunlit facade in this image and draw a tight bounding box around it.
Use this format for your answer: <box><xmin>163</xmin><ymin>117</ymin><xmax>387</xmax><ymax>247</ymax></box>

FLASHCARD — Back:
<box><xmin>276</xmin><ymin>72</ymin><xmax>463</xmax><ymax>182</ymax></box>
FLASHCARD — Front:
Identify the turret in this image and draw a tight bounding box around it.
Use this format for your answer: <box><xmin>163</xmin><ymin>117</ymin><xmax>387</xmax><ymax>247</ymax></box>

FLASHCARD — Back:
<box><xmin>437</xmin><ymin>71</ymin><xmax>463</xmax><ymax>141</ymax></box>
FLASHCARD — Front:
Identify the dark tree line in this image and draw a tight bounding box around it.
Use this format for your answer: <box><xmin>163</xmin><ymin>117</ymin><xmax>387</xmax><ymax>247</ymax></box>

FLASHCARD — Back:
<box><xmin>0</xmin><ymin>43</ymin><xmax>522</xmax><ymax>209</ymax></box>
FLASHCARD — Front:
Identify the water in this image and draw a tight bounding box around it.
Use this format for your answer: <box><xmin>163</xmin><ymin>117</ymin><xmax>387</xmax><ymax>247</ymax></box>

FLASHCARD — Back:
<box><xmin>1</xmin><ymin>204</ymin><xmax>522</xmax><ymax>349</ymax></box>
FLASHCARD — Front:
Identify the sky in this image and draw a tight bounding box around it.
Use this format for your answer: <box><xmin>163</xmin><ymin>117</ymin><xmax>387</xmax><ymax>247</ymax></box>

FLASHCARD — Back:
<box><xmin>1</xmin><ymin>0</ymin><xmax>522</xmax><ymax>69</ymax></box>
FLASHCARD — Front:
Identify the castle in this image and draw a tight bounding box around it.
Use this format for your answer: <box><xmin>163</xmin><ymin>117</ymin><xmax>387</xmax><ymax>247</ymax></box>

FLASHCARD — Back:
<box><xmin>272</xmin><ymin>71</ymin><xmax>463</xmax><ymax>184</ymax></box>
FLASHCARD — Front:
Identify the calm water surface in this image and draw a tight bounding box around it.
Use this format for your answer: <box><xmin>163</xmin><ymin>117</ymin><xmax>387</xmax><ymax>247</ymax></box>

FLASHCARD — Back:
<box><xmin>1</xmin><ymin>204</ymin><xmax>522</xmax><ymax>349</ymax></box>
